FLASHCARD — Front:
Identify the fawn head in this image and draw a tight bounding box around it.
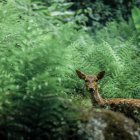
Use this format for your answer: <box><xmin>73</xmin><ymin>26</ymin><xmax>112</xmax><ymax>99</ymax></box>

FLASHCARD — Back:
<box><xmin>76</xmin><ymin>70</ymin><xmax>105</xmax><ymax>93</ymax></box>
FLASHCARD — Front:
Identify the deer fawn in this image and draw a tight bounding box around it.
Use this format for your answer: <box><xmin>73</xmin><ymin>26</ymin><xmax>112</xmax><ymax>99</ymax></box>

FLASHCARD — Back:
<box><xmin>76</xmin><ymin>70</ymin><xmax>140</xmax><ymax>108</ymax></box>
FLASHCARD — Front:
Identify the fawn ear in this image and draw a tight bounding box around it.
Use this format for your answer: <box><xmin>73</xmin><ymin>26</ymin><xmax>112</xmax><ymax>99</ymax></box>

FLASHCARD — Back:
<box><xmin>76</xmin><ymin>70</ymin><xmax>86</xmax><ymax>80</ymax></box>
<box><xmin>97</xmin><ymin>71</ymin><xmax>105</xmax><ymax>80</ymax></box>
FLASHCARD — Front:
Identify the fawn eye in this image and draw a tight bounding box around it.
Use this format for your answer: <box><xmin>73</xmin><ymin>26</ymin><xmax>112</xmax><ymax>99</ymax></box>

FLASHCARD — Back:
<box><xmin>85</xmin><ymin>79</ymin><xmax>88</xmax><ymax>82</ymax></box>
<box><xmin>95</xmin><ymin>79</ymin><xmax>98</xmax><ymax>82</ymax></box>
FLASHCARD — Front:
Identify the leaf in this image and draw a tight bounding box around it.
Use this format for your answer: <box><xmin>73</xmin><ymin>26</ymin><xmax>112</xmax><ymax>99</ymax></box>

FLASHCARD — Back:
<box><xmin>132</xmin><ymin>7</ymin><xmax>140</xmax><ymax>31</ymax></box>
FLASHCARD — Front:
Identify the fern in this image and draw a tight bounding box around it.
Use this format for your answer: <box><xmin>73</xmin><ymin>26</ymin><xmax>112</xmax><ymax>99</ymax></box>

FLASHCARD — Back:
<box><xmin>71</xmin><ymin>21</ymin><xmax>140</xmax><ymax>99</ymax></box>
<box><xmin>0</xmin><ymin>0</ymin><xmax>140</xmax><ymax>139</ymax></box>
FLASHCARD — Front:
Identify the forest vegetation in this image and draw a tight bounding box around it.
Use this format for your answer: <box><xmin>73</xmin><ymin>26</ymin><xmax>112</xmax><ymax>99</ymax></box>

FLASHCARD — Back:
<box><xmin>0</xmin><ymin>0</ymin><xmax>140</xmax><ymax>139</ymax></box>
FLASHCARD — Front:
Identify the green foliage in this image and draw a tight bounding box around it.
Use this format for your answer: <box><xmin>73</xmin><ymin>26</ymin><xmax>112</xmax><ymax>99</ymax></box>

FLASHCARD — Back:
<box><xmin>0</xmin><ymin>93</ymin><xmax>79</xmax><ymax>139</ymax></box>
<box><xmin>132</xmin><ymin>7</ymin><xmax>140</xmax><ymax>31</ymax></box>
<box><xmin>31</xmin><ymin>0</ymin><xmax>74</xmax><ymax>24</ymax></box>
<box><xmin>0</xmin><ymin>0</ymin><xmax>140</xmax><ymax>139</ymax></box>
<box><xmin>70</xmin><ymin>0</ymin><xmax>140</xmax><ymax>30</ymax></box>
<box><xmin>0</xmin><ymin>0</ymin><xmax>79</xmax><ymax>139</ymax></box>
<box><xmin>132</xmin><ymin>7</ymin><xmax>140</xmax><ymax>45</ymax></box>
<box><xmin>0</xmin><ymin>0</ymin><xmax>75</xmax><ymax>96</ymax></box>
<box><xmin>30</xmin><ymin>0</ymin><xmax>140</xmax><ymax>30</ymax></box>
<box><xmin>72</xmin><ymin>21</ymin><xmax>140</xmax><ymax>99</ymax></box>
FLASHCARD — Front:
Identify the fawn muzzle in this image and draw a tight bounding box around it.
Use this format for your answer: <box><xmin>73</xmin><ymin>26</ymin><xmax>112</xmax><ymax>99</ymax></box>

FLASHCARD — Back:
<box><xmin>88</xmin><ymin>88</ymin><xmax>95</xmax><ymax>93</ymax></box>
<box><xmin>86</xmin><ymin>83</ymin><xmax>96</xmax><ymax>93</ymax></box>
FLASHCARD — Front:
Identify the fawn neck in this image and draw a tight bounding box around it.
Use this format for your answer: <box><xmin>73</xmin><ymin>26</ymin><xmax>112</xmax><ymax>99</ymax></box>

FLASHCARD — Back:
<box><xmin>90</xmin><ymin>88</ymin><xmax>104</xmax><ymax>106</ymax></box>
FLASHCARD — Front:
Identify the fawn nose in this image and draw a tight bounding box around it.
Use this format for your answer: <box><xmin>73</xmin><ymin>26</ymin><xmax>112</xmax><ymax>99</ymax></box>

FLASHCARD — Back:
<box><xmin>88</xmin><ymin>87</ymin><xmax>95</xmax><ymax>92</ymax></box>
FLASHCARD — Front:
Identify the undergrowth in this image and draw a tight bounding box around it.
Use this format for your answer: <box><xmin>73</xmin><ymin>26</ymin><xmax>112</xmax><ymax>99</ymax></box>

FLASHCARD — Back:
<box><xmin>0</xmin><ymin>0</ymin><xmax>140</xmax><ymax>104</ymax></box>
<box><xmin>70</xmin><ymin>20</ymin><xmax>140</xmax><ymax>99</ymax></box>
<box><xmin>0</xmin><ymin>0</ymin><xmax>140</xmax><ymax>139</ymax></box>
